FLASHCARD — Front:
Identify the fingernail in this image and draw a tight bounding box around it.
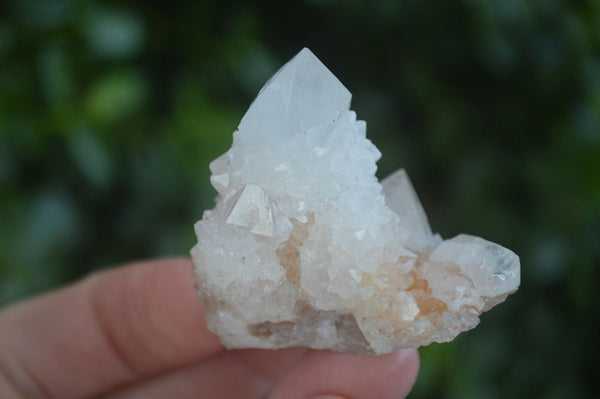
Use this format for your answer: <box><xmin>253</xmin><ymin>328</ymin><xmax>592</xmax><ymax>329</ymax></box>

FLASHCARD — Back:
<box><xmin>394</xmin><ymin>348</ymin><xmax>419</xmax><ymax>364</ymax></box>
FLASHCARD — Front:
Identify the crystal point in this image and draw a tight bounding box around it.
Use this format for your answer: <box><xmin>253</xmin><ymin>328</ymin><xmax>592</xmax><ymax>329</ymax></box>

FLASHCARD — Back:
<box><xmin>239</xmin><ymin>48</ymin><xmax>351</xmax><ymax>143</ymax></box>
<box><xmin>191</xmin><ymin>48</ymin><xmax>520</xmax><ymax>354</ymax></box>
<box><xmin>226</xmin><ymin>184</ymin><xmax>275</xmax><ymax>237</ymax></box>
<box><xmin>382</xmin><ymin>169</ymin><xmax>437</xmax><ymax>251</ymax></box>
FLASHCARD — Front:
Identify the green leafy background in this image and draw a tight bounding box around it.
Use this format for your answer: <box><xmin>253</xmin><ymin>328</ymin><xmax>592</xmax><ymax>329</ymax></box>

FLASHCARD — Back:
<box><xmin>1</xmin><ymin>1</ymin><xmax>598</xmax><ymax>397</ymax></box>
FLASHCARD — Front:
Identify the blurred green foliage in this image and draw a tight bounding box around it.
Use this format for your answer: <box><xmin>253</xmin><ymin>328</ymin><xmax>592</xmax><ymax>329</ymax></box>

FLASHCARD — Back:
<box><xmin>0</xmin><ymin>0</ymin><xmax>598</xmax><ymax>397</ymax></box>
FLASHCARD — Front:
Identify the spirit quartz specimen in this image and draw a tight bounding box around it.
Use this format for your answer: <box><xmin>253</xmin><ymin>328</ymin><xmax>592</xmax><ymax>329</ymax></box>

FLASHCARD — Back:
<box><xmin>191</xmin><ymin>48</ymin><xmax>520</xmax><ymax>355</ymax></box>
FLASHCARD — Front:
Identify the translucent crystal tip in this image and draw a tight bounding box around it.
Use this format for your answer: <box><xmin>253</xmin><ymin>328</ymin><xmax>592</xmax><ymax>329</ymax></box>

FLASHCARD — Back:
<box><xmin>238</xmin><ymin>48</ymin><xmax>352</xmax><ymax>139</ymax></box>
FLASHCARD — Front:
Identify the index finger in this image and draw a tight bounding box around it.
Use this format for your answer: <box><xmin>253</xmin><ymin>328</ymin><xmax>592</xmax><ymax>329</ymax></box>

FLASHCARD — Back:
<box><xmin>0</xmin><ymin>258</ymin><xmax>224</xmax><ymax>399</ymax></box>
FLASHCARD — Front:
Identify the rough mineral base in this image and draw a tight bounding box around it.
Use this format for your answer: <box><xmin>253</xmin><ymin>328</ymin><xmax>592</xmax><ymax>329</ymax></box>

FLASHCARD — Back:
<box><xmin>191</xmin><ymin>48</ymin><xmax>520</xmax><ymax>355</ymax></box>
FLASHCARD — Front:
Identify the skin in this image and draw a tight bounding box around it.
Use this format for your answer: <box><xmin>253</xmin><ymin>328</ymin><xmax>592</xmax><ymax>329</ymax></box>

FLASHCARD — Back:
<box><xmin>0</xmin><ymin>258</ymin><xmax>419</xmax><ymax>399</ymax></box>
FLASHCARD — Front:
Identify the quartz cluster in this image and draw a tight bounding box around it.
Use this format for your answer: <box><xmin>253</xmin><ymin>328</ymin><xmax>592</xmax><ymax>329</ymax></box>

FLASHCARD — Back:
<box><xmin>191</xmin><ymin>48</ymin><xmax>520</xmax><ymax>354</ymax></box>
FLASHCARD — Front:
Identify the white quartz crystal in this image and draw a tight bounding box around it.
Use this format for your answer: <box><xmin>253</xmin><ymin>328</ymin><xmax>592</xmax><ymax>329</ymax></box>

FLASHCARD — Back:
<box><xmin>191</xmin><ymin>48</ymin><xmax>520</xmax><ymax>354</ymax></box>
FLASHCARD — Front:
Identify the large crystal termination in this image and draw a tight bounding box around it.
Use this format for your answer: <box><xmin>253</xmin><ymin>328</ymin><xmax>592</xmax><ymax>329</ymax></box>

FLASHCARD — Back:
<box><xmin>191</xmin><ymin>48</ymin><xmax>520</xmax><ymax>354</ymax></box>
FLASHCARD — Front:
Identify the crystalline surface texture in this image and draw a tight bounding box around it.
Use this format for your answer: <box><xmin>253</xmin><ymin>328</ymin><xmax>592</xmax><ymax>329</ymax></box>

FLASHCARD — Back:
<box><xmin>191</xmin><ymin>48</ymin><xmax>520</xmax><ymax>355</ymax></box>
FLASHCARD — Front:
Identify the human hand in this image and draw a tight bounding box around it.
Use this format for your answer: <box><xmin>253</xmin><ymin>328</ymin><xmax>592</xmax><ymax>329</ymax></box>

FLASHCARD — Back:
<box><xmin>0</xmin><ymin>259</ymin><xmax>419</xmax><ymax>399</ymax></box>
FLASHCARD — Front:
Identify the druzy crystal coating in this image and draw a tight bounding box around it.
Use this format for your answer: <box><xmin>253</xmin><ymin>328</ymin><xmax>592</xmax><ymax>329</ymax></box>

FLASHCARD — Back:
<box><xmin>191</xmin><ymin>48</ymin><xmax>520</xmax><ymax>354</ymax></box>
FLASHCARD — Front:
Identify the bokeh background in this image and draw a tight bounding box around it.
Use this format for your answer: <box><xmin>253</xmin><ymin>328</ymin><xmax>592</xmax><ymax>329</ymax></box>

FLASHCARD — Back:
<box><xmin>1</xmin><ymin>0</ymin><xmax>599</xmax><ymax>397</ymax></box>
